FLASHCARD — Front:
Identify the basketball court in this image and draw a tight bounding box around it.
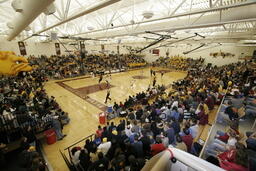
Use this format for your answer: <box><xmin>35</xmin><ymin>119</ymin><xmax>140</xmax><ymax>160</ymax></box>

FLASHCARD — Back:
<box><xmin>43</xmin><ymin>67</ymin><xmax>187</xmax><ymax>170</ymax></box>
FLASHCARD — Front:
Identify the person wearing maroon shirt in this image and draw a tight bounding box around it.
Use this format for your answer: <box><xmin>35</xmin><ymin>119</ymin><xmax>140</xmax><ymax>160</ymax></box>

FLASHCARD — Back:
<box><xmin>205</xmin><ymin>94</ymin><xmax>215</xmax><ymax>110</ymax></box>
<box><xmin>181</xmin><ymin>129</ymin><xmax>193</xmax><ymax>153</ymax></box>
<box><xmin>151</xmin><ymin>136</ymin><xmax>166</xmax><ymax>156</ymax></box>
<box><xmin>96</xmin><ymin>125</ymin><xmax>103</xmax><ymax>138</ymax></box>
<box><xmin>198</xmin><ymin>105</ymin><xmax>208</xmax><ymax>125</ymax></box>
<box><xmin>219</xmin><ymin>143</ymin><xmax>248</xmax><ymax>171</ymax></box>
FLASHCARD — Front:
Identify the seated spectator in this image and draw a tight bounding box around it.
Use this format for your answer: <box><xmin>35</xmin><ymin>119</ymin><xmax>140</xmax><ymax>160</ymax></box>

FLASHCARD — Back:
<box><xmin>246</xmin><ymin>131</ymin><xmax>256</xmax><ymax>151</ymax></box>
<box><xmin>206</xmin><ymin>131</ymin><xmax>238</xmax><ymax>157</ymax></box>
<box><xmin>224</xmin><ymin>101</ymin><xmax>239</xmax><ymax>121</ymax></box>
<box><xmin>215</xmin><ymin>122</ymin><xmax>240</xmax><ymax>143</ymax></box>
<box><xmin>218</xmin><ymin>143</ymin><xmax>248</xmax><ymax>171</ymax></box>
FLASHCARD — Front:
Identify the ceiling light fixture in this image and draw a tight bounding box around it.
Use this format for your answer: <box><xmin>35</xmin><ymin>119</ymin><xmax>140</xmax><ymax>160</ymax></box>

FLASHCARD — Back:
<box><xmin>142</xmin><ymin>11</ymin><xmax>154</xmax><ymax>19</ymax></box>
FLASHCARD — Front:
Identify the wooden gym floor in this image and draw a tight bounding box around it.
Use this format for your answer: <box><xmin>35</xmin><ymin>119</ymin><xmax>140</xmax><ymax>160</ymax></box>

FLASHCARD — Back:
<box><xmin>43</xmin><ymin>67</ymin><xmax>191</xmax><ymax>171</ymax></box>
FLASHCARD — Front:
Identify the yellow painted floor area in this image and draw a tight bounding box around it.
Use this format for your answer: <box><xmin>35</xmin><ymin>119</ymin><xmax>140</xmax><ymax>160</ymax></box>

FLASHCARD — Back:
<box><xmin>43</xmin><ymin>67</ymin><xmax>188</xmax><ymax>171</ymax></box>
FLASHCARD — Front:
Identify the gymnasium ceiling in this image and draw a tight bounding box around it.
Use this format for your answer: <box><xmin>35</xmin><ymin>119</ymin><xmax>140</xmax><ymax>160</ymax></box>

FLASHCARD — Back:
<box><xmin>0</xmin><ymin>0</ymin><xmax>256</xmax><ymax>46</ymax></box>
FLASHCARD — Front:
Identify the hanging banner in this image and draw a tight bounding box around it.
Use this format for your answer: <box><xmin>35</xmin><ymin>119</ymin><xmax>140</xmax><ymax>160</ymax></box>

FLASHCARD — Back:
<box><xmin>55</xmin><ymin>43</ymin><xmax>61</xmax><ymax>55</ymax></box>
<box><xmin>80</xmin><ymin>41</ymin><xmax>86</xmax><ymax>58</ymax></box>
<box><xmin>80</xmin><ymin>41</ymin><xmax>85</xmax><ymax>53</ymax></box>
<box><xmin>152</xmin><ymin>49</ymin><xmax>160</xmax><ymax>56</ymax></box>
<box><xmin>117</xmin><ymin>45</ymin><xmax>120</xmax><ymax>54</ymax></box>
<box><xmin>101</xmin><ymin>44</ymin><xmax>105</xmax><ymax>51</ymax></box>
<box><xmin>18</xmin><ymin>41</ymin><xmax>27</xmax><ymax>56</ymax></box>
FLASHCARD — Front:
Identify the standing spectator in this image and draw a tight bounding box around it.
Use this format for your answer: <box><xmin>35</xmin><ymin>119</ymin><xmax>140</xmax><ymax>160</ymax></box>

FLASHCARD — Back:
<box><xmin>23</xmin><ymin>125</ymin><xmax>36</xmax><ymax>146</ymax></box>
<box><xmin>92</xmin><ymin>152</ymin><xmax>109</xmax><ymax>171</ymax></box>
<box><xmin>181</xmin><ymin>129</ymin><xmax>193</xmax><ymax>153</ymax></box>
<box><xmin>96</xmin><ymin>125</ymin><xmax>103</xmax><ymax>138</ymax></box>
<box><xmin>132</xmin><ymin>135</ymin><xmax>144</xmax><ymax>158</ymax></box>
<box><xmin>175</xmin><ymin>135</ymin><xmax>187</xmax><ymax>152</ymax></box>
<box><xmin>165</xmin><ymin>123</ymin><xmax>175</xmax><ymax>145</ymax></box>
<box><xmin>97</xmin><ymin>138</ymin><xmax>111</xmax><ymax>155</ymax></box>
<box><xmin>79</xmin><ymin>149</ymin><xmax>90</xmax><ymax>170</ymax></box>
<box><xmin>52</xmin><ymin>116</ymin><xmax>66</xmax><ymax>140</ymax></box>
<box><xmin>189</xmin><ymin>119</ymin><xmax>199</xmax><ymax>139</ymax></box>
<box><xmin>198</xmin><ymin>105</ymin><xmax>208</xmax><ymax>126</ymax></box>
<box><xmin>151</xmin><ymin>136</ymin><xmax>166</xmax><ymax>156</ymax></box>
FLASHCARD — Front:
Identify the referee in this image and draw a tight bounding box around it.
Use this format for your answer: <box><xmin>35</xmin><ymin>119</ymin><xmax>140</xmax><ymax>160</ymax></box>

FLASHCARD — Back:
<box><xmin>104</xmin><ymin>90</ymin><xmax>111</xmax><ymax>103</ymax></box>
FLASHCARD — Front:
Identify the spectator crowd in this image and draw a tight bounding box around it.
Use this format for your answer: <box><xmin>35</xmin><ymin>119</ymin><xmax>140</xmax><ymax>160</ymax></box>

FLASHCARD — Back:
<box><xmin>68</xmin><ymin>60</ymin><xmax>255</xmax><ymax>171</ymax></box>
<box><xmin>1</xmin><ymin>51</ymin><xmax>256</xmax><ymax>171</ymax></box>
<box><xmin>28</xmin><ymin>54</ymin><xmax>146</xmax><ymax>79</ymax></box>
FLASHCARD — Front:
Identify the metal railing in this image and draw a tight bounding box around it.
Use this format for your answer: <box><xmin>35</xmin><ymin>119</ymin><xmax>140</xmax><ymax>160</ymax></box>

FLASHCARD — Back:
<box><xmin>61</xmin><ymin>134</ymin><xmax>95</xmax><ymax>168</ymax></box>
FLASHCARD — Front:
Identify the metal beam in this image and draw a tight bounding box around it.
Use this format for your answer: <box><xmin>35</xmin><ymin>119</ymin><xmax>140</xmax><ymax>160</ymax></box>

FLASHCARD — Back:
<box><xmin>191</xmin><ymin>0</ymin><xmax>222</xmax><ymax>25</ymax></box>
<box><xmin>73</xmin><ymin>1</ymin><xmax>256</xmax><ymax>36</ymax></box>
<box><xmin>170</xmin><ymin>0</ymin><xmax>187</xmax><ymax>16</ymax></box>
<box><xmin>22</xmin><ymin>0</ymin><xmax>121</xmax><ymax>41</ymax></box>
<box><xmin>64</xmin><ymin>0</ymin><xmax>72</xmax><ymax>19</ymax></box>
<box><xmin>91</xmin><ymin>18</ymin><xmax>256</xmax><ymax>39</ymax></box>
<box><xmin>7</xmin><ymin>0</ymin><xmax>54</xmax><ymax>41</ymax></box>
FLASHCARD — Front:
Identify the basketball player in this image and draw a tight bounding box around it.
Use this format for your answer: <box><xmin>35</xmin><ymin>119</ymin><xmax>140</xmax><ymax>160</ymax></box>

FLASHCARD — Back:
<box><xmin>106</xmin><ymin>79</ymin><xmax>110</xmax><ymax>89</ymax></box>
<box><xmin>153</xmin><ymin>70</ymin><xmax>156</xmax><ymax>77</ymax></box>
<box><xmin>152</xmin><ymin>76</ymin><xmax>157</xmax><ymax>87</ymax></box>
<box><xmin>130</xmin><ymin>79</ymin><xmax>136</xmax><ymax>89</ymax></box>
<box><xmin>150</xmin><ymin>68</ymin><xmax>153</xmax><ymax>77</ymax></box>
<box><xmin>98</xmin><ymin>74</ymin><xmax>103</xmax><ymax>84</ymax></box>
<box><xmin>105</xmin><ymin>89</ymin><xmax>111</xmax><ymax>103</ymax></box>
<box><xmin>161</xmin><ymin>71</ymin><xmax>164</xmax><ymax>78</ymax></box>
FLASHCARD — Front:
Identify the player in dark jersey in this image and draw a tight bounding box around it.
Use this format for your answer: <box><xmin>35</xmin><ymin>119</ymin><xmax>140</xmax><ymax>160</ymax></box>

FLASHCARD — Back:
<box><xmin>98</xmin><ymin>74</ymin><xmax>103</xmax><ymax>84</ymax></box>
<box><xmin>152</xmin><ymin>76</ymin><xmax>157</xmax><ymax>87</ymax></box>
<box><xmin>105</xmin><ymin>90</ymin><xmax>111</xmax><ymax>103</ymax></box>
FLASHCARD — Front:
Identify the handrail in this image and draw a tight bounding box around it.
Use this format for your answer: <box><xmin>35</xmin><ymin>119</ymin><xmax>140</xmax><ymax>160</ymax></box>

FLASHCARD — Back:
<box><xmin>142</xmin><ymin>147</ymin><xmax>224</xmax><ymax>171</ymax></box>
<box><xmin>64</xmin><ymin>134</ymin><xmax>95</xmax><ymax>162</ymax></box>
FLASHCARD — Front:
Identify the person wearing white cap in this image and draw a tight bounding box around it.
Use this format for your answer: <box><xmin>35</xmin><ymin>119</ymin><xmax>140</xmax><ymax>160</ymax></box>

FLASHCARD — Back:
<box><xmin>97</xmin><ymin>138</ymin><xmax>111</xmax><ymax>155</ymax></box>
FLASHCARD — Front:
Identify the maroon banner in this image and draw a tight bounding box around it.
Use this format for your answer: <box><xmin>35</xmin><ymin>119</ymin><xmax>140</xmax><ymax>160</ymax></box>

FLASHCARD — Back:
<box><xmin>80</xmin><ymin>41</ymin><xmax>85</xmax><ymax>53</ymax></box>
<box><xmin>55</xmin><ymin>43</ymin><xmax>61</xmax><ymax>55</ymax></box>
<box><xmin>152</xmin><ymin>49</ymin><xmax>160</xmax><ymax>56</ymax></box>
<box><xmin>18</xmin><ymin>41</ymin><xmax>27</xmax><ymax>56</ymax></box>
<box><xmin>101</xmin><ymin>44</ymin><xmax>105</xmax><ymax>51</ymax></box>
<box><xmin>117</xmin><ymin>45</ymin><xmax>120</xmax><ymax>54</ymax></box>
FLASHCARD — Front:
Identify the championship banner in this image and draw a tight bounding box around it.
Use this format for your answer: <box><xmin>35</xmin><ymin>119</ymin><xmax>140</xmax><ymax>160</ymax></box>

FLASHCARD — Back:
<box><xmin>80</xmin><ymin>41</ymin><xmax>86</xmax><ymax>58</ymax></box>
<box><xmin>117</xmin><ymin>45</ymin><xmax>120</xmax><ymax>54</ymax></box>
<box><xmin>55</xmin><ymin>43</ymin><xmax>61</xmax><ymax>55</ymax></box>
<box><xmin>18</xmin><ymin>41</ymin><xmax>27</xmax><ymax>56</ymax></box>
<box><xmin>152</xmin><ymin>49</ymin><xmax>160</xmax><ymax>56</ymax></box>
<box><xmin>80</xmin><ymin>41</ymin><xmax>85</xmax><ymax>53</ymax></box>
<box><xmin>101</xmin><ymin>44</ymin><xmax>105</xmax><ymax>51</ymax></box>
